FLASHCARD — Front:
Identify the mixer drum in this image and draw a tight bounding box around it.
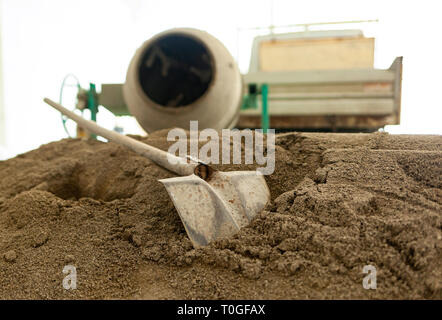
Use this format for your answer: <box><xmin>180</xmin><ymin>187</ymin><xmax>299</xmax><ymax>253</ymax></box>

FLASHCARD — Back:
<box><xmin>123</xmin><ymin>28</ymin><xmax>242</xmax><ymax>133</ymax></box>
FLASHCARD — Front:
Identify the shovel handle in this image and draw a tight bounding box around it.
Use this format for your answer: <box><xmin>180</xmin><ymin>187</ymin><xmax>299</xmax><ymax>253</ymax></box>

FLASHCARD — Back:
<box><xmin>43</xmin><ymin>98</ymin><xmax>197</xmax><ymax>177</ymax></box>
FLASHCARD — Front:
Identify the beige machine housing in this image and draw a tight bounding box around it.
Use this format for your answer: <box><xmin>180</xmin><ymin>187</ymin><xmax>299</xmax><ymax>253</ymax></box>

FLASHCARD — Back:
<box><xmin>239</xmin><ymin>30</ymin><xmax>402</xmax><ymax>131</ymax></box>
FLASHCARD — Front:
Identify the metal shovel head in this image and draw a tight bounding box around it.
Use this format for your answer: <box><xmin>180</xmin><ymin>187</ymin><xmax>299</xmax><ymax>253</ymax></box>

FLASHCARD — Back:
<box><xmin>159</xmin><ymin>171</ymin><xmax>270</xmax><ymax>247</ymax></box>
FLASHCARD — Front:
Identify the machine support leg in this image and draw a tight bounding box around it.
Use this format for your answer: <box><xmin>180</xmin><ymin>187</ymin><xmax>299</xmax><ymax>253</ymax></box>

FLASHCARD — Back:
<box><xmin>87</xmin><ymin>83</ymin><xmax>98</xmax><ymax>139</ymax></box>
<box><xmin>261</xmin><ymin>84</ymin><xmax>269</xmax><ymax>133</ymax></box>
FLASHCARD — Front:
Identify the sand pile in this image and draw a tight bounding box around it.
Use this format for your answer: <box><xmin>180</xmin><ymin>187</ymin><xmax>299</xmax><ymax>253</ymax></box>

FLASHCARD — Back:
<box><xmin>0</xmin><ymin>131</ymin><xmax>440</xmax><ymax>299</ymax></box>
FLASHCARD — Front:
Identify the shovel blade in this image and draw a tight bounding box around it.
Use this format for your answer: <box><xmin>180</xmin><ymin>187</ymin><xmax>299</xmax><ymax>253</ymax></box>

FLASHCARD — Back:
<box><xmin>160</xmin><ymin>171</ymin><xmax>270</xmax><ymax>247</ymax></box>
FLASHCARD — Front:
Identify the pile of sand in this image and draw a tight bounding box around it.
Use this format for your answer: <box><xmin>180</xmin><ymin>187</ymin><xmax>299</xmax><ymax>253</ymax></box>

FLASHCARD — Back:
<box><xmin>0</xmin><ymin>131</ymin><xmax>440</xmax><ymax>299</ymax></box>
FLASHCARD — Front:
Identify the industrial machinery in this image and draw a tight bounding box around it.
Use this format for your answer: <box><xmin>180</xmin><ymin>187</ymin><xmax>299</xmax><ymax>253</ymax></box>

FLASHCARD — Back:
<box><xmin>71</xmin><ymin>28</ymin><xmax>242</xmax><ymax>136</ymax></box>
<box><xmin>66</xmin><ymin>24</ymin><xmax>402</xmax><ymax>135</ymax></box>
<box><xmin>239</xmin><ymin>27</ymin><xmax>403</xmax><ymax>132</ymax></box>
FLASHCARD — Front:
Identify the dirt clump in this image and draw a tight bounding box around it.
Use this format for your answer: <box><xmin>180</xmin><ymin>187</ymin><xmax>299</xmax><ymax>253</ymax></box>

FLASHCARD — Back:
<box><xmin>0</xmin><ymin>131</ymin><xmax>440</xmax><ymax>299</ymax></box>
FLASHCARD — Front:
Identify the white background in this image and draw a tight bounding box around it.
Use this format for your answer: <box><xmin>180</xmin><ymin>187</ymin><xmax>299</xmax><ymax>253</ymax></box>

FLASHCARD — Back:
<box><xmin>0</xmin><ymin>0</ymin><xmax>441</xmax><ymax>159</ymax></box>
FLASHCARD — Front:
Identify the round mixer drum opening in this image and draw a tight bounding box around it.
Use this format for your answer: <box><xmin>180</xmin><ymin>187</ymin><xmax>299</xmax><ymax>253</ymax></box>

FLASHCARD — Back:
<box><xmin>138</xmin><ymin>34</ymin><xmax>215</xmax><ymax>108</ymax></box>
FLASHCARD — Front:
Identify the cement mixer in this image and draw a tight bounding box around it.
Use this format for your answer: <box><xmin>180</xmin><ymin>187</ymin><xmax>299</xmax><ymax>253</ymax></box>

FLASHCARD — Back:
<box><xmin>66</xmin><ymin>28</ymin><xmax>242</xmax><ymax>136</ymax></box>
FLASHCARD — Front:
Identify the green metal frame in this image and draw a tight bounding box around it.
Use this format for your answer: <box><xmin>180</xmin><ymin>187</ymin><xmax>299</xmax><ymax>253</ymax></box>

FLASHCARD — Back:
<box><xmin>260</xmin><ymin>84</ymin><xmax>269</xmax><ymax>133</ymax></box>
<box><xmin>87</xmin><ymin>83</ymin><xmax>98</xmax><ymax>122</ymax></box>
<box><xmin>59</xmin><ymin>75</ymin><xmax>100</xmax><ymax>139</ymax></box>
<box><xmin>83</xmin><ymin>83</ymin><xmax>99</xmax><ymax>138</ymax></box>
<box><xmin>81</xmin><ymin>82</ymin><xmax>270</xmax><ymax>137</ymax></box>
<box><xmin>240</xmin><ymin>83</ymin><xmax>269</xmax><ymax>133</ymax></box>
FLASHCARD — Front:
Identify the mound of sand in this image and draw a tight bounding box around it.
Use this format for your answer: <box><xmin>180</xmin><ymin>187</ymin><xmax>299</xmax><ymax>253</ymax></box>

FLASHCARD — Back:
<box><xmin>0</xmin><ymin>131</ymin><xmax>440</xmax><ymax>299</ymax></box>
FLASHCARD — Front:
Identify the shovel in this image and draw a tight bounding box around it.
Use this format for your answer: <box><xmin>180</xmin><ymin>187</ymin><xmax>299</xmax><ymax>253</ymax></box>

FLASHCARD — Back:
<box><xmin>43</xmin><ymin>98</ymin><xmax>270</xmax><ymax>247</ymax></box>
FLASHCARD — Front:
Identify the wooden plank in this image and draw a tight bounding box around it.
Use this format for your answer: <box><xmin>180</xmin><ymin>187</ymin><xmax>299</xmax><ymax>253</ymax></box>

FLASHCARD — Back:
<box><xmin>240</xmin><ymin>99</ymin><xmax>395</xmax><ymax>116</ymax></box>
<box><xmin>268</xmin><ymin>92</ymin><xmax>394</xmax><ymax>100</ymax></box>
<box><xmin>259</xmin><ymin>37</ymin><xmax>375</xmax><ymax>71</ymax></box>
<box><xmin>248</xmin><ymin>30</ymin><xmax>366</xmax><ymax>73</ymax></box>
<box><xmin>263</xmin><ymin>83</ymin><xmax>369</xmax><ymax>94</ymax></box>
<box><xmin>237</xmin><ymin>114</ymin><xmax>397</xmax><ymax>130</ymax></box>
<box><xmin>243</xmin><ymin>69</ymin><xmax>395</xmax><ymax>85</ymax></box>
<box><xmin>389</xmin><ymin>57</ymin><xmax>403</xmax><ymax>125</ymax></box>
